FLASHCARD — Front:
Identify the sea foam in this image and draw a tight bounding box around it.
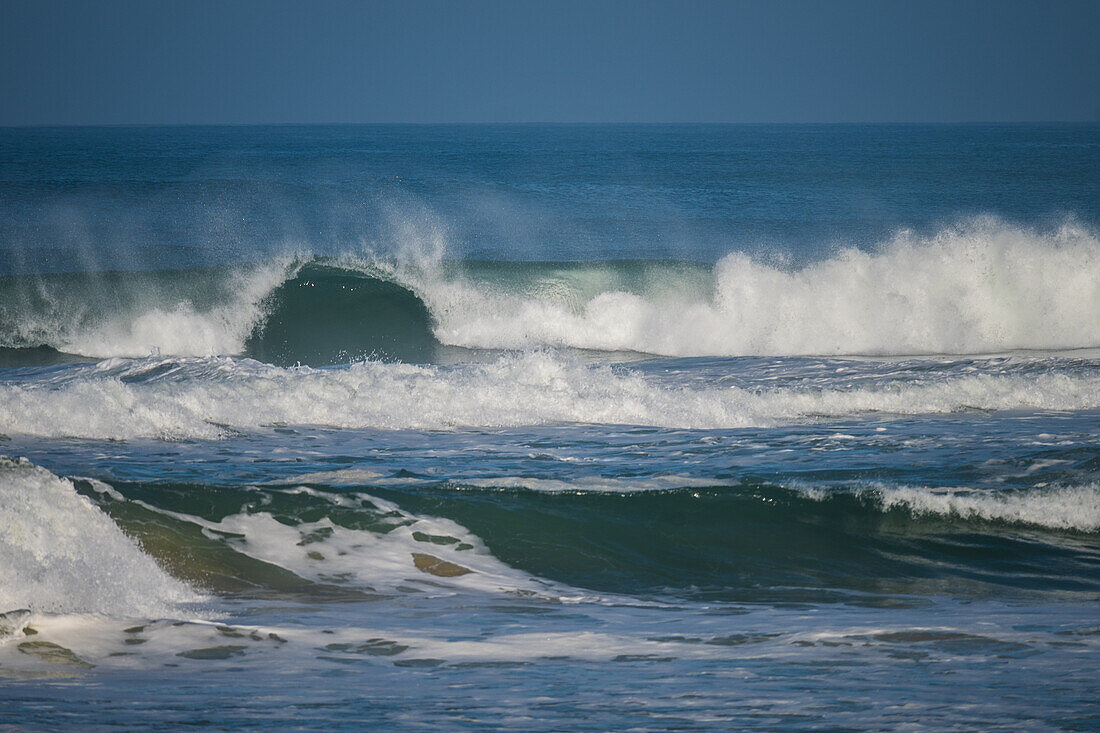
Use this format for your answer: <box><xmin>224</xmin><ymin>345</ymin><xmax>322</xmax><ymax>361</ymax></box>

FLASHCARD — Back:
<box><xmin>867</xmin><ymin>483</ymin><xmax>1100</xmax><ymax>532</ymax></box>
<box><xmin>1</xmin><ymin>351</ymin><xmax>1097</xmax><ymax>439</ymax></box>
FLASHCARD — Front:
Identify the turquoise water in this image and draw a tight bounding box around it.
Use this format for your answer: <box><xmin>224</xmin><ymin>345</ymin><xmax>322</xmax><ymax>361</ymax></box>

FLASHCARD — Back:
<box><xmin>1</xmin><ymin>125</ymin><xmax>1098</xmax><ymax>729</ymax></box>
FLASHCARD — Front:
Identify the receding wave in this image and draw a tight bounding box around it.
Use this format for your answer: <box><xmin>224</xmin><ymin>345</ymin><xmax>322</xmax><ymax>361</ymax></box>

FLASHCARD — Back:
<box><xmin>0</xmin><ymin>219</ymin><xmax>1098</xmax><ymax>364</ymax></box>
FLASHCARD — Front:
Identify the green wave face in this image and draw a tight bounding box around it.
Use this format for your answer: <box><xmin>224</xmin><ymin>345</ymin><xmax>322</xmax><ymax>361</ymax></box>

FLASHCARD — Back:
<box><xmin>244</xmin><ymin>264</ymin><xmax>439</xmax><ymax>366</ymax></box>
<box><xmin>77</xmin><ymin>478</ymin><xmax>1100</xmax><ymax>606</ymax></box>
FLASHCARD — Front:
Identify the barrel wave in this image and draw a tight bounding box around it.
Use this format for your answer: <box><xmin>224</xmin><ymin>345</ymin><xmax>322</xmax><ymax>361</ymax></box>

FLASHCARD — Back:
<box><xmin>243</xmin><ymin>263</ymin><xmax>438</xmax><ymax>366</ymax></box>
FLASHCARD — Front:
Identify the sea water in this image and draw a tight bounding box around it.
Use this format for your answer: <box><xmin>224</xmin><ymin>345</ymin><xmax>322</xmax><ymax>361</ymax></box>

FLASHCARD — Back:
<box><xmin>0</xmin><ymin>124</ymin><xmax>1098</xmax><ymax>729</ymax></box>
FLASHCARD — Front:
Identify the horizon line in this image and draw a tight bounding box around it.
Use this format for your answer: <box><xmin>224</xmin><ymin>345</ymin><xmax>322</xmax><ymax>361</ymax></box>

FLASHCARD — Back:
<box><xmin>3</xmin><ymin>120</ymin><xmax>1098</xmax><ymax>129</ymax></box>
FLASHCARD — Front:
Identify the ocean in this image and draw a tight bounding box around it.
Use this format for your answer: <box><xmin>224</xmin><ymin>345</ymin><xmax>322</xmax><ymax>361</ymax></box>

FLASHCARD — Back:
<box><xmin>0</xmin><ymin>124</ymin><xmax>1098</xmax><ymax>730</ymax></box>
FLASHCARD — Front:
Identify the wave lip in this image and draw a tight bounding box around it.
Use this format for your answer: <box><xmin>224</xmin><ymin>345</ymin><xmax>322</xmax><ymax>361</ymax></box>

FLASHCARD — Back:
<box><xmin>0</xmin><ymin>457</ymin><xmax>199</xmax><ymax>616</ymax></box>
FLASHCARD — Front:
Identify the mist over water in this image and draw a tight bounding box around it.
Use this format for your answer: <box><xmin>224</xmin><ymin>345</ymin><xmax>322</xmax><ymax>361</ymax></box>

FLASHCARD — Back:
<box><xmin>1</xmin><ymin>125</ymin><xmax>1098</xmax><ymax>730</ymax></box>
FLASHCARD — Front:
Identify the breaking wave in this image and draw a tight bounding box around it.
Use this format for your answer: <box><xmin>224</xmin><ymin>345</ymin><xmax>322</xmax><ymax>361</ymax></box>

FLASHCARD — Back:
<box><xmin>0</xmin><ymin>458</ymin><xmax>198</xmax><ymax>616</ymax></box>
<box><xmin>0</xmin><ymin>219</ymin><xmax>1097</xmax><ymax>365</ymax></box>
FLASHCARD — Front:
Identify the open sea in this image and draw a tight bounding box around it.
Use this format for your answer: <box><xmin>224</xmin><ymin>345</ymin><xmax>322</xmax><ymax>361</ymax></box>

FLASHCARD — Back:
<box><xmin>0</xmin><ymin>124</ymin><xmax>1098</xmax><ymax>730</ymax></box>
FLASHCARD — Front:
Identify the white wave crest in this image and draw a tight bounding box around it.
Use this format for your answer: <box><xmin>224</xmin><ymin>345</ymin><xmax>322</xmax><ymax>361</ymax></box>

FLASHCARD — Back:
<box><xmin>858</xmin><ymin>483</ymin><xmax>1100</xmax><ymax>532</ymax></box>
<box><xmin>0</xmin><ymin>458</ymin><xmax>199</xmax><ymax>616</ymax></box>
<box><xmin>395</xmin><ymin>219</ymin><xmax>1100</xmax><ymax>356</ymax></box>
<box><xmin>0</xmin><ymin>262</ymin><xmax>288</xmax><ymax>359</ymax></box>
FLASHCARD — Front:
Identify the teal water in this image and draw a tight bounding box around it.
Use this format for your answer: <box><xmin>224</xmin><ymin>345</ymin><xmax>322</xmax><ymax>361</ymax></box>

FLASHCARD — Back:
<box><xmin>1</xmin><ymin>125</ymin><xmax>1098</xmax><ymax>730</ymax></box>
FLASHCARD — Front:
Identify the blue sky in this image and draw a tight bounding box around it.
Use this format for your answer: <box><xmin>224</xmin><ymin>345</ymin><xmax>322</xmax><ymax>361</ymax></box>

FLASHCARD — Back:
<box><xmin>1</xmin><ymin>0</ymin><xmax>1097</xmax><ymax>124</ymax></box>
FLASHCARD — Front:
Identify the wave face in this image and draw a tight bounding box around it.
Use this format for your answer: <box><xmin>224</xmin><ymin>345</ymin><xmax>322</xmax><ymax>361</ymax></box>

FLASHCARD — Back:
<box><xmin>0</xmin><ymin>220</ymin><xmax>1097</xmax><ymax>365</ymax></box>
<box><xmin>0</xmin><ymin>458</ymin><xmax>198</xmax><ymax>616</ymax></box>
<box><xmin>385</xmin><ymin>480</ymin><xmax>1100</xmax><ymax>599</ymax></box>
<box><xmin>242</xmin><ymin>263</ymin><xmax>437</xmax><ymax>366</ymax></box>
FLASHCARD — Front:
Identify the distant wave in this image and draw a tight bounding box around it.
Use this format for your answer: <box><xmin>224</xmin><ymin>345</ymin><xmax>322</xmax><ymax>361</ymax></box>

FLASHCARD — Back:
<box><xmin>1</xmin><ymin>218</ymin><xmax>1098</xmax><ymax>365</ymax></box>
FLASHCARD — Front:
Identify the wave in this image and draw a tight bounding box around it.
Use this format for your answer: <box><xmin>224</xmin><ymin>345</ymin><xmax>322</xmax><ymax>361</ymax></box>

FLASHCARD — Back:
<box><xmin>447</xmin><ymin>476</ymin><xmax>1100</xmax><ymax>533</ymax></box>
<box><xmin>392</xmin><ymin>218</ymin><xmax>1100</xmax><ymax>357</ymax></box>
<box><xmin>48</xmin><ymin>474</ymin><xmax>1100</xmax><ymax>608</ymax></box>
<box><xmin>0</xmin><ymin>457</ymin><xmax>198</xmax><ymax>616</ymax></box>
<box><xmin>0</xmin><ymin>219</ymin><xmax>1097</xmax><ymax>365</ymax></box>
<box><xmin>374</xmin><ymin>479</ymin><xmax>1100</xmax><ymax>600</ymax></box>
<box><xmin>2</xmin><ymin>459</ymin><xmax>1095</xmax><ymax>616</ymax></box>
<box><xmin>0</xmin><ymin>264</ymin><xmax>286</xmax><ymax>362</ymax></box>
<box><xmin>1</xmin><ymin>351</ymin><xmax>1097</xmax><ymax>440</ymax></box>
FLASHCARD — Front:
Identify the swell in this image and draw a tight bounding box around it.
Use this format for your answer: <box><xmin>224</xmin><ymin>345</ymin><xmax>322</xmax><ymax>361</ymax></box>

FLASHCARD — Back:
<box><xmin>0</xmin><ymin>219</ymin><xmax>1097</xmax><ymax>365</ymax></box>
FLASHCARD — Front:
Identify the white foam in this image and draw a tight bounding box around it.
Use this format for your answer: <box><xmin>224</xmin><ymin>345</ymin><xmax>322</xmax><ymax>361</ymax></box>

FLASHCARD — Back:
<box><xmin>392</xmin><ymin>219</ymin><xmax>1100</xmax><ymax>356</ymax></box>
<box><xmin>1</xmin><ymin>262</ymin><xmax>288</xmax><ymax>359</ymax></box>
<box><xmin>0</xmin><ymin>458</ymin><xmax>199</xmax><ymax>616</ymax></box>
<box><xmin>61</xmin><ymin>265</ymin><xmax>288</xmax><ymax>358</ymax></box>
<box><xmin>794</xmin><ymin>482</ymin><xmax>1100</xmax><ymax>532</ymax></box>
<box><xmin>868</xmin><ymin>483</ymin><xmax>1100</xmax><ymax>532</ymax></box>
<box><xmin>137</xmin><ymin>487</ymin><xmax>566</xmax><ymax>598</ymax></box>
<box><xmin>1</xmin><ymin>351</ymin><xmax>1098</xmax><ymax>439</ymax></box>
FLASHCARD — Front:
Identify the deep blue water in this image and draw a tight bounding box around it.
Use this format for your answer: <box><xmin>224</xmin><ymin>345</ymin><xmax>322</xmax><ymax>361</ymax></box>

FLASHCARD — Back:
<box><xmin>0</xmin><ymin>124</ymin><xmax>1098</xmax><ymax>730</ymax></box>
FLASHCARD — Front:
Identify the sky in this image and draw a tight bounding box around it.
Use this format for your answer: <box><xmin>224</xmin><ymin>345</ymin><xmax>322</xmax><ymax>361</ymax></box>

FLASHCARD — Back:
<box><xmin>1</xmin><ymin>0</ymin><xmax>1097</xmax><ymax>125</ymax></box>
